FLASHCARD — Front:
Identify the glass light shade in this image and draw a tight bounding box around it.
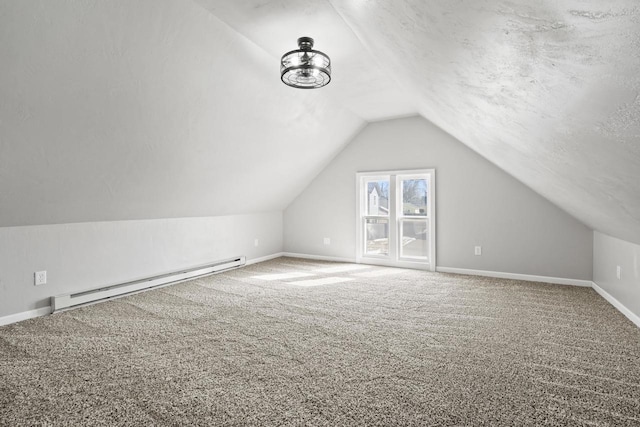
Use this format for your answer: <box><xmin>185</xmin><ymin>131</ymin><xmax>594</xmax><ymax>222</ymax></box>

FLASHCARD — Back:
<box><xmin>281</xmin><ymin>37</ymin><xmax>331</xmax><ymax>89</ymax></box>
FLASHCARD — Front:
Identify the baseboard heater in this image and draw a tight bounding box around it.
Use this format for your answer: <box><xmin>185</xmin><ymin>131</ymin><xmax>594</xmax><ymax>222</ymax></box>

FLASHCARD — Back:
<box><xmin>51</xmin><ymin>256</ymin><xmax>246</xmax><ymax>313</ymax></box>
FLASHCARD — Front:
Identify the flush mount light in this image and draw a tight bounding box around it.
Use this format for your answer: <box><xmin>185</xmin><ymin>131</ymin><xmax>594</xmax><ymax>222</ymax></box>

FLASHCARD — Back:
<box><xmin>280</xmin><ymin>37</ymin><xmax>331</xmax><ymax>89</ymax></box>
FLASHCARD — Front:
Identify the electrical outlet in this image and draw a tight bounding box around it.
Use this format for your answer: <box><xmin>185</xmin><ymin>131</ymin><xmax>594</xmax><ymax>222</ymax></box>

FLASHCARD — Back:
<box><xmin>616</xmin><ymin>265</ymin><xmax>621</xmax><ymax>280</ymax></box>
<box><xmin>323</xmin><ymin>237</ymin><xmax>331</xmax><ymax>245</ymax></box>
<box><xmin>474</xmin><ymin>246</ymin><xmax>482</xmax><ymax>256</ymax></box>
<box><xmin>34</xmin><ymin>271</ymin><xmax>47</xmax><ymax>286</ymax></box>
<box><xmin>254</xmin><ymin>238</ymin><xmax>259</xmax><ymax>247</ymax></box>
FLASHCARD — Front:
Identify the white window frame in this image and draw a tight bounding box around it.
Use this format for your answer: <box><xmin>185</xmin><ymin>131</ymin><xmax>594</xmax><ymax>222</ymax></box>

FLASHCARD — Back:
<box><xmin>356</xmin><ymin>169</ymin><xmax>436</xmax><ymax>271</ymax></box>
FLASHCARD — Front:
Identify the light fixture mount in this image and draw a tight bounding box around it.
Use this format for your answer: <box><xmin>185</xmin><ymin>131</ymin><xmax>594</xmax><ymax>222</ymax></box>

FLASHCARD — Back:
<box><xmin>280</xmin><ymin>36</ymin><xmax>331</xmax><ymax>89</ymax></box>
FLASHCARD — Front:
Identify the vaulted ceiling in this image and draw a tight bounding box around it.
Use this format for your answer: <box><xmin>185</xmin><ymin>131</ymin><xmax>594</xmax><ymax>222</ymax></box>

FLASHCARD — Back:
<box><xmin>1</xmin><ymin>0</ymin><xmax>639</xmax><ymax>244</ymax></box>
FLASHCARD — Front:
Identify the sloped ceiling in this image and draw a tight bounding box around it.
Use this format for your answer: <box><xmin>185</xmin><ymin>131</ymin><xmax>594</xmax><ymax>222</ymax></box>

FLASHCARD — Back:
<box><xmin>326</xmin><ymin>0</ymin><xmax>640</xmax><ymax>244</ymax></box>
<box><xmin>0</xmin><ymin>0</ymin><xmax>365</xmax><ymax>225</ymax></box>
<box><xmin>1</xmin><ymin>1</ymin><xmax>639</xmax><ymax>245</ymax></box>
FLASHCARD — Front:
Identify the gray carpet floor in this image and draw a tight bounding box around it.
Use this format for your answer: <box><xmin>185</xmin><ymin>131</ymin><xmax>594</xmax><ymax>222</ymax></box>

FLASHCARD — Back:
<box><xmin>1</xmin><ymin>257</ymin><xmax>639</xmax><ymax>426</ymax></box>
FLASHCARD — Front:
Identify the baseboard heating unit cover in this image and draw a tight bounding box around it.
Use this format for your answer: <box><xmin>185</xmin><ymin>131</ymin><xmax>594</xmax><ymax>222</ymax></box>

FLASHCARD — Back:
<box><xmin>51</xmin><ymin>256</ymin><xmax>246</xmax><ymax>313</ymax></box>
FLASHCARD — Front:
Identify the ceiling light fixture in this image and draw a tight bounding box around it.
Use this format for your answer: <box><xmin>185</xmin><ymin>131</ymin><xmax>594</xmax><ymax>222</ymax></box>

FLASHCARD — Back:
<box><xmin>280</xmin><ymin>37</ymin><xmax>331</xmax><ymax>89</ymax></box>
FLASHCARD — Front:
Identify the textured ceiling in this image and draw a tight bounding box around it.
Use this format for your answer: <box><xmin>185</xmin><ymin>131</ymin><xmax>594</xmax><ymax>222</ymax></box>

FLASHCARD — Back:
<box><xmin>328</xmin><ymin>0</ymin><xmax>640</xmax><ymax>244</ymax></box>
<box><xmin>1</xmin><ymin>0</ymin><xmax>639</xmax><ymax>244</ymax></box>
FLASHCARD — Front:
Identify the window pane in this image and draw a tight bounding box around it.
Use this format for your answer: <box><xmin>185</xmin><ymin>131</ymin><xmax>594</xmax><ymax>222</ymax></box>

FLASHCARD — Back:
<box><xmin>401</xmin><ymin>178</ymin><xmax>427</xmax><ymax>216</ymax></box>
<box><xmin>400</xmin><ymin>219</ymin><xmax>428</xmax><ymax>259</ymax></box>
<box><xmin>365</xmin><ymin>218</ymin><xmax>389</xmax><ymax>256</ymax></box>
<box><xmin>367</xmin><ymin>180</ymin><xmax>389</xmax><ymax>216</ymax></box>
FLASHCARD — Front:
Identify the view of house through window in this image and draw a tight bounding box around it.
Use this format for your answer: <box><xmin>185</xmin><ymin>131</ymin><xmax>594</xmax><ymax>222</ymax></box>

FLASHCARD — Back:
<box><xmin>365</xmin><ymin>178</ymin><xmax>390</xmax><ymax>256</ymax></box>
<box><xmin>357</xmin><ymin>170</ymin><xmax>435</xmax><ymax>270</ymax></box>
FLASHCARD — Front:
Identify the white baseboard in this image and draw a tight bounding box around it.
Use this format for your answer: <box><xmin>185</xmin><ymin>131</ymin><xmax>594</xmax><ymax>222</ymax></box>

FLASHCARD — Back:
<box><xmin>3</xmin><ymin>263</ymin><xmax>636</xmax><ymax>331</ymax></box>
<box><xmin>0</xmin><ymin>306</ymin><xmax>51</xmax><ymax>327</ymax></box>
<box><xmin>282</xmin><ymin>252</ymin><xmax>356</xmax><ymax>263</ymax></box>
<box><xmin>436</xmin><ymin>266</ymin><xmax>593</xmax><ymax>287</ymax></box>
<box><xmin>591</xmin><ymin>282</ymin><xmax>640</xmax><ymax>328</ymax></box>
<box><xmin>245</xmin><ymin>253</ymin><xmax>285</xmax><ymax>265</ymax></box>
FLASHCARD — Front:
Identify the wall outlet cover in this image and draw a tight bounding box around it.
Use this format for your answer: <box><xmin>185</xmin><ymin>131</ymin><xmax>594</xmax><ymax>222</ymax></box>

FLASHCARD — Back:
<box><xmin>323</xmin><ymin>237</ymin><xmax>331</xmax><ymax>245</ymax></box>
<box><xmin>616</xmin><ymin>265</ymin><xmax>621</xmax><ymax>280</ymax></box>
<box><xmin>35</xmin><ymin>271</ymin><xmax>47</xmax><ymax>286</ymax></box>
<box><xmin>474</xmin><ymin>246</ymin><xmax>482</xmax><ymax>256</ymax></box>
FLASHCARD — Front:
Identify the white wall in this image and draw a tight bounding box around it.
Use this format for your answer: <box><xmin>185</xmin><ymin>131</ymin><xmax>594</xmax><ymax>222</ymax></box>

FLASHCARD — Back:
<box><xmin>593</xmin><ymin>231</ymin><xmax>640</xmax><ymax>321</ymax></box>
<box><xmin>0</xmin><ymin>212</ymin><xmax>282</xmax><ymax>318</ymax></box>
<box><xmin>284</xmin><ymin>116</ymin><xmax>593</xmax><ymax>280</ymax></box>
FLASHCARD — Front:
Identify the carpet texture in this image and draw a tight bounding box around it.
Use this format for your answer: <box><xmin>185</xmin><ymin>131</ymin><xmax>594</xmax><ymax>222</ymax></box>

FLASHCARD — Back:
<box><xmin>1</xmin><ymin>257</ymin><xmax>639</xmax><ymax>426</ymax></box>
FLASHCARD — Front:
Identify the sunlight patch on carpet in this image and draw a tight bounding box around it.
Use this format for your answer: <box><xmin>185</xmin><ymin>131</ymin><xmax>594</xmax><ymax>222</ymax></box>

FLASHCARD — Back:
<box><xmin>352</xmin><ymin>268</ymin><xmax>406</xmax><ymax>278</ymax></box>
<box><xmin>251</xmin><ymin>272</ymin><xmax>315</xmax><ymax>281</ymax></box>
<box><xmin>286</xmin><ymin>277</ymin><xmax>354</xmax><ymax>287</ymax></box>
<box><xmin>313</xmin><ymin>264</ymin><xmax>371</xmax><ymax>274</ymax></box>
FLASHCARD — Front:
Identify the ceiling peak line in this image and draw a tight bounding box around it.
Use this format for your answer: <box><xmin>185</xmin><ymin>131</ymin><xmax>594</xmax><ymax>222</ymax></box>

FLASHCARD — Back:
<box><xmin>191</xmin><ymin>0</ymin><xmax>283</xmax><ymax>63</ymax></box>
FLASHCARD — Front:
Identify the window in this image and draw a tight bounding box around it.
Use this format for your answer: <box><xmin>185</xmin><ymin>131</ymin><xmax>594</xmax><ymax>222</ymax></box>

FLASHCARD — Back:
<box><xmin>356</xmin><ymin>170</ymin><xmax>435</xmax><ymax>270</ymax></box>
<box><xmin>362</xmin><ymin>176</ymin><xmax>390</xmax><ymax>256</ymax></box>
